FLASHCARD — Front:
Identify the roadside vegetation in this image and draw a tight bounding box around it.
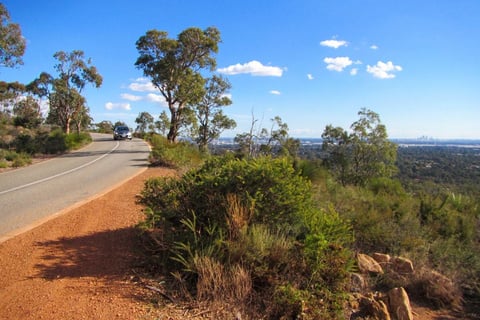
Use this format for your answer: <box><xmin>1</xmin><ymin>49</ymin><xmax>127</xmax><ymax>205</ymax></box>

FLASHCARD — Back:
<box><xmin>139</xmin><ymin>107</ymin><xmax>480</xmax><ymax>318</ymax></box>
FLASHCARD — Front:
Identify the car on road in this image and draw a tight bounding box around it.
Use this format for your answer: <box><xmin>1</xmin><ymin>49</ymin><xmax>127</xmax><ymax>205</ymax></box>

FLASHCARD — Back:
<box><xmin>113</xmin><ymin>126</ymin><xmax>132</xmax><ymax>140</ymax></box>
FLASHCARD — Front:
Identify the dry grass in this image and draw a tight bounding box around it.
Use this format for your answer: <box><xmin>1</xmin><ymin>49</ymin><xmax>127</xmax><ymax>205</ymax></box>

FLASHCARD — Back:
<box><xmin>194</xmin><ymin>256</ymin><xmax>252</xmax><ymax>304</ymax></box>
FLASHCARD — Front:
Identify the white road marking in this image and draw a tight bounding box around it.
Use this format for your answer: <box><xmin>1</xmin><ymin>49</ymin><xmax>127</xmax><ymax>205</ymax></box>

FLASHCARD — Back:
<box><xmin>0</xmin><ymin>141</ymin><xmax>120</xmax><ymax>196</ymax></box>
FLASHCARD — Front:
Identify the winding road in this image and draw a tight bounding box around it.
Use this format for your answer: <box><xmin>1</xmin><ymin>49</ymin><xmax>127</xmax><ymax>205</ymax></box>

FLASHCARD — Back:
<box><xmin>0</xmin><ymin>133</ymin><xmax>150</xmax><ymax>242</ymax></box>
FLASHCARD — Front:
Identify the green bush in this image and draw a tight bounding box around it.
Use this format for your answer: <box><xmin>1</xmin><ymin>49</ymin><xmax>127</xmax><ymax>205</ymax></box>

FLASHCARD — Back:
<box><xmin>147</xmin><ymin>134</ymin><xmax>203</xmax><ymax>169</ymax></box>
<box><xmin>64</xmin><ymin>132</ymin><xmax>92</xmax><ymax>150</ymax></box>
<box><xmin>140</xmin><ymin>155</ymin><xmax>354</xmax><ymax>318</ymax></box>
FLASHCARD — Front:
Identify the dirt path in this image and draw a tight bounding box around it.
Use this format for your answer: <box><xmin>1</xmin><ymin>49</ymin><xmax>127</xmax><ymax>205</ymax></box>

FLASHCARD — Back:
<box><xmin>0</xmin><ymin>167</ymin><xmax>175</xmax><ymax>320</ymax></box>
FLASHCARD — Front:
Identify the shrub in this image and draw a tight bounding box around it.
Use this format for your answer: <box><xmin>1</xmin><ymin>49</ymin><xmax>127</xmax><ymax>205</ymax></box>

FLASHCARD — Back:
<box><xmin>139</xmin><ymin>155</ymin><xmax>355</xmax><ymax>318</ymax></box>
<box><xmin>64</xmin><ymin>132</ymin><xmax>92</xmax><ymax>150</ymax></box>
<box><xmin>147</xmin><ymin>134</ymin><xmax>203</xmax><ymax>169</ymax></box>
<box><xmin>10</xmin><ymin>152</ymin><xmax>32</xmax><ymax>167</ymax></box>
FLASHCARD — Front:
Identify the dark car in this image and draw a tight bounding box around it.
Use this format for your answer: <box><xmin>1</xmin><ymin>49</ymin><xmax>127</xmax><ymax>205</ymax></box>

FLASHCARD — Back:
<box><xmin>113</xmin><ymin>126</ymin><xmax>132</xmax><ymax>140</ymax></box>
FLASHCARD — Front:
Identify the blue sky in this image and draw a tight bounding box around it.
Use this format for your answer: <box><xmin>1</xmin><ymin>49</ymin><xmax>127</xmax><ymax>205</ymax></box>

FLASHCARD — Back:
<box><xmin>2</xmin><ymin>0</ymin><xmax>480</xmax><ymax>139</ymax></box>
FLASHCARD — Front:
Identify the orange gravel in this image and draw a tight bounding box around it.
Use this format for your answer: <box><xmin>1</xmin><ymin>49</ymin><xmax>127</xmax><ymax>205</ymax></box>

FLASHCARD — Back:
<box><xmin>0</xmin><ymin>167</ymin><xmax>175</xmax><ymax>320</ymax></box>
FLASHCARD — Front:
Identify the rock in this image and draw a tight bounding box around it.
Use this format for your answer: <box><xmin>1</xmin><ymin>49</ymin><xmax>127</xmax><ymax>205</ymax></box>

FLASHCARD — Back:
<box><xmin>372</xmin><ymin>253</ymin><xmax>391</xmax><ymax>265</ymax></box>
<box><xmin>387</xmin><ymin>287</ymin><xmax>413</xmax><ymax>320</ymax></box>
<box><xmin>357</xmin><ymin>253</ymin><xmax>384</xmax><ymax>274</ymax></box>
<box><xmin>350</xmin><ymin>272</ymin><xmax>367</xmax><ymax>292</ymax></box>
<box><xmin>358</xmin><ymin>294</ymin><xmax>391</xmax><ymax>320</ymax></box>
<box><xmin>392</xmin><ymin>256</ymin><xmax>414</xmax><ymax>274</ymax></box>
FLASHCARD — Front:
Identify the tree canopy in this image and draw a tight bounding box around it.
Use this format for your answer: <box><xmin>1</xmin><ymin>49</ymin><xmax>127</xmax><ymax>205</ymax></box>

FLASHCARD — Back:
<box><xmin>322</xmin><ymin>108</ymin><xmax>397</xmax><ymax>186</ymax></box>
<box><xmin>29</xmin><ymin>50</ymin><xmax>102</xmax><ymax>133</ymax></box>
<box><xmin>194</xmin><ymin>75</ymin><xmax>235</xmax><ymax>152</ymax></box>
<box><xmin>135</xmin><ymin>27</ymin><xmax>221</xmax><ymax>143</ymax></box>
<box><xmin>0</xmin><ymin>3</ymin><xmax>26</xmax><ymax>68</ymax></box>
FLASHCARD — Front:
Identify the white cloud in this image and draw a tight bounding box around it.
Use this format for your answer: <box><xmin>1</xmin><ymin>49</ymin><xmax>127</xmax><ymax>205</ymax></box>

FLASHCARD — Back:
<box><xmin>370</xmin><ymin>44</ymin><xmax>379</xmax><ymax>50</ymax></box>
<box><xmin>217</xmin><ymin>60</ymin><xmax>283</xmax><ymax>76</ymax></box>
<box><xmin>367</xmin><ymin>61</ymin><xmax>402</xmax><ymax>79</ymax></box>
<box><xmin>269</xmin><ymin>90</ymin><xmax>281</xmax><ymax>95</ymax></box>
<box><xmin>324</xmin><ymin>56</ymin><xmax>353</xmax><ymax>72</ymax></box>
<box><xmin>105</xmin><ymin>102</ymin><xmax>131</xmax><ymax>111</ymax></box>
<box><xmin>307</xmin><ymin>74</ymin><xmax>314</xmax><ymax>80</ymax></box>
<box><xmin>128</xmin><ymin>77</ymin><xmax>157</xmax><ymax>92</ymax></box>
<box><xmin>320</xmin><ymin>39</ymin><xmax>348</xmax><ymax>49</ymax></box>
<box><xmin>350</xmin><ymin>68</ymin><xmax>358</xmax><ymax>76</ymax></box>
<box><xmin>146</xmin><ymin>93</ymin><xmax>167</xmax><ymax>105</ymax></box>
<box><xmin>121</xmin><ymin>93</ymin><xmax>142</xmax><ymax>101</ymax></box>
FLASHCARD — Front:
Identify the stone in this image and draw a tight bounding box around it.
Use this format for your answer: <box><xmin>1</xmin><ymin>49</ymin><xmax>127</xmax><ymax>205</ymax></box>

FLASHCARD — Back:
<box><xmin>350</xmin><ymin>272</ymin><xmax>367</xmax><ymax>292</ymax></box>
<box><xmin>372</xmin><ymin>252</ymin><xmax>391</xmax><ymax>265</ymax></box>
<box><xmin>357</xmin><ymin>253</ymin><xmax>384</xmax><ymax>274</ymax></box>
<box><xmin>392</xmin><ymin>256</ymin><xmax>414</xmax><ymax>274</ymax></box>
<box><xmin>387</xmin><ymin>287</ymin><xmax>413</xmax><ymax>320</ymax></box>
<box><xmin>358</xmin><ymin>294</ymin><xmax>391</xmax><ymax>320</ymax></box>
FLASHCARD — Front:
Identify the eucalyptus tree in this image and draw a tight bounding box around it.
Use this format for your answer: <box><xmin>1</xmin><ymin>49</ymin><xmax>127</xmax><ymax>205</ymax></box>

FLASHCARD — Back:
<box><xmin>0</xmin><ymin>3</ymin><xmax>26</xmax><ymax>68</ymax></box>
<box><xmin>135</xmin><ymin>111</ymin><xmax>154</xmax><ymax>135</ymax></box>
<box><xmin>29</xmin><ymin>50</ymin><xmax>102</xmax><ymax>133</ymax></box>
<box><xmin>194</xmin><ymin>75</ymin><xmax>236</xmax><ymax>152</ymax></box>
<box><xmin>135</xmin><ymin>27</ymin><xmax>220</xmax><ymax>143</ymax></box>
<box><xmin>322</xmin><ymin>108</ymin><xmax>397</xmax><ymax>186</ymax></box>
<box><xmin>155</xmin><ymin>110</ymin><xmax>170</xmax><ymax>136</ymax></box>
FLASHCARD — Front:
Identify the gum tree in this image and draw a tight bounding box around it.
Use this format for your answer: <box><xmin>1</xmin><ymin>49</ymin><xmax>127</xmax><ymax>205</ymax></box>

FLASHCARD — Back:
<box><xmin>135</xmin><ymin>27</ymin><xmax>220</xmax><ymax>143</ymax></box>
<box><xmin>0</xmin><ymin>3</ymin><xmax>26</xmax><ymax>68</ymax></box>
<box><xmin>29</xmin><ymin>50</ymin><xmax>102</xmax><ymax>133</ymax></box>
<box><xmin>322</xmin><ymin>108</ymin><xmax>397</xmax><ymax>186</ymax></box>
<box><xmin>194</xmin><ymin>75</ymin><xmax>236</xmax><ymax>152</ymax></box>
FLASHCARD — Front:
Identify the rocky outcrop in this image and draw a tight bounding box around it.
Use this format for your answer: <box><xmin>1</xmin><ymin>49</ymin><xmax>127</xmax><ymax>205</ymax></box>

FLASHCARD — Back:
<box><xmin>351</xmin><ymin>252</ymin><xmax>453</xmax><ymax>320</ymax></box>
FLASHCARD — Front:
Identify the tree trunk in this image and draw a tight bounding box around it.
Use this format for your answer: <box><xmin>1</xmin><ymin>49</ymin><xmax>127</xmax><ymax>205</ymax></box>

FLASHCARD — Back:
<box><xmin>167</xmin><ymin>108</ymin><xmax>179</xmax><ymax>143</ymax></box>
<box><xmin>64</xmin><ymin>117</ymin><xmax>71</xmax><ymax>134</ymax></box>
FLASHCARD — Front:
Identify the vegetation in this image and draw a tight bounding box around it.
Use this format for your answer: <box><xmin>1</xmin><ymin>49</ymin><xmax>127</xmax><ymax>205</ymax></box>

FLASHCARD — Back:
<box><xmin>135</xmin><ymin>27</ymin><xmax>219</xmax><ymax>143</ymax></box>
<box><xmin>138</xmin><ymin>108</ymin><xmax>480</xmax><ymax>318</ymax></box>
<box><xmin>28</xmin><ymin>50</ymin><xmax>102</xmax><ymax>134</ymax></box>
<box><xmin>0</xmin><ymin>3</ymin><xmax>26</xmax><ymax>68</ymax></box>
<box><xmin>135</xmin><ymin>27</ymin><xmax>236</xmax><ymax>148</ymax></box>
<box><xmin>140</xmin><ymin>155</ymin><xmax>354</xmax><ymax>318</ymax></box>
<box><xmin>194</xmin><ymin>75</ymin><xmax>236</xmax><ymax>152</ymax></box>
<box><xmin>322</xmin><ymin>108</ymin><xmax>398</xmax><ymax>186</ymax></box>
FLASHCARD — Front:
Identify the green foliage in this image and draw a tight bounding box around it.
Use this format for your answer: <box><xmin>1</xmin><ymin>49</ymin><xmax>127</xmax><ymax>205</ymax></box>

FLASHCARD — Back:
<box><xmin>194</xmin><ymin>75</ymin><xmax>236</xmax><ymax>152</ymax></box>
<box><xmin>0</xmin><ymin>149</ymin><xmax>31</xmax><ymax>167</ymax></box>
<box><xmin>135</xmin><ymin>27</ymin><xmax>220</xmax><ymax>143</ymax></box>
<box><xmin>64</xmin><ymin>131</ymin><xmax>92</xmax><ymax>150</ymax></box>
<box><xmin>146</xmin><ymin>134</ymin><xmax>203</xmax><ymax>169</ymax></box>
<box><xmin>140</xmin><ymin>155</ymin><xmax>354</xmax><ymax>317</ymax></box>
<box><xmin>0</xmin><ymin>3</ymin><xmax>26</xmax><ymax>68</ymax></box>
<box><xmin>322</xmin><ymin>108</ymin><xmax>397</xmax><ymax>186</ymax></box>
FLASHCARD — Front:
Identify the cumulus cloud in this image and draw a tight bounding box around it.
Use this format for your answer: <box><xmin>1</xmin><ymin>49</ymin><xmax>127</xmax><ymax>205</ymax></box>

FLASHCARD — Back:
<box><xmin>105</xmin><ymin>102</ymin><xmax>131</xmax><ymax>111</ymax></box>
<box><xmin>350</xmin><ymin>68</ymin><xmax>358</xmax><ymax>76</ymax></box>
<box><xmin>128</xmin><ymin>77</ymin><xmax>157</xmax><ymax>92</ymax></box>
<box><xmin>367</xmin><ymin>61</ymin><xmax>402</xmax><ymax>79</ymax></box>
<box><xmin>121</xmin><ymin>93</ymin><xmax>142</xmax><ymax>101</ymax></box>
<box><xmin>320</xmin><ymin>39</ymin><xmax>348</xmax><ymax>49</ymax></box>
<box><xmin>217</xmin><ymin>60</ymin><xmax>283</xmax><ymax>76</ymax></box>
<box><xmin>370</xmin><ymin>44</ymin><xmax>379</xmax><ymax>50</ymax></box>
<box><xmin>269</xmin><ymin>90</ymin><xmax>281</xmax><ymax>95</ymax></box>
<box><xmin>307</xmin><ymin>74</ymin><xmax>314</xmax><ymax>80</ymax></box>
<box><xmin>324</xmin><ymin>57</ymin><xmax>353</xmax><ymax>72</ymax></box>
<box><xmin>146</xmin><ymin>93</ymin><xmax>167</xmax><ymax>105</ymax></box>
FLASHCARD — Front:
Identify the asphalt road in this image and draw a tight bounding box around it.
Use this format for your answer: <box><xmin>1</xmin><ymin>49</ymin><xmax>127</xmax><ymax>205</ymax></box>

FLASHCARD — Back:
<box><xmin>0</xmin><ymin>133</ymin><xmax>151</xmax><ymax>241</ymax></box>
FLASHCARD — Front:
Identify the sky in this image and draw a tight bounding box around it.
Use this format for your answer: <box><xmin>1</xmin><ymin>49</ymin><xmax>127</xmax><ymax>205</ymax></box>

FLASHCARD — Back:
<box><xmin>2</xmin><ymin>0</ymin><xmax>480</xmax><ymax>139</ymax></box>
